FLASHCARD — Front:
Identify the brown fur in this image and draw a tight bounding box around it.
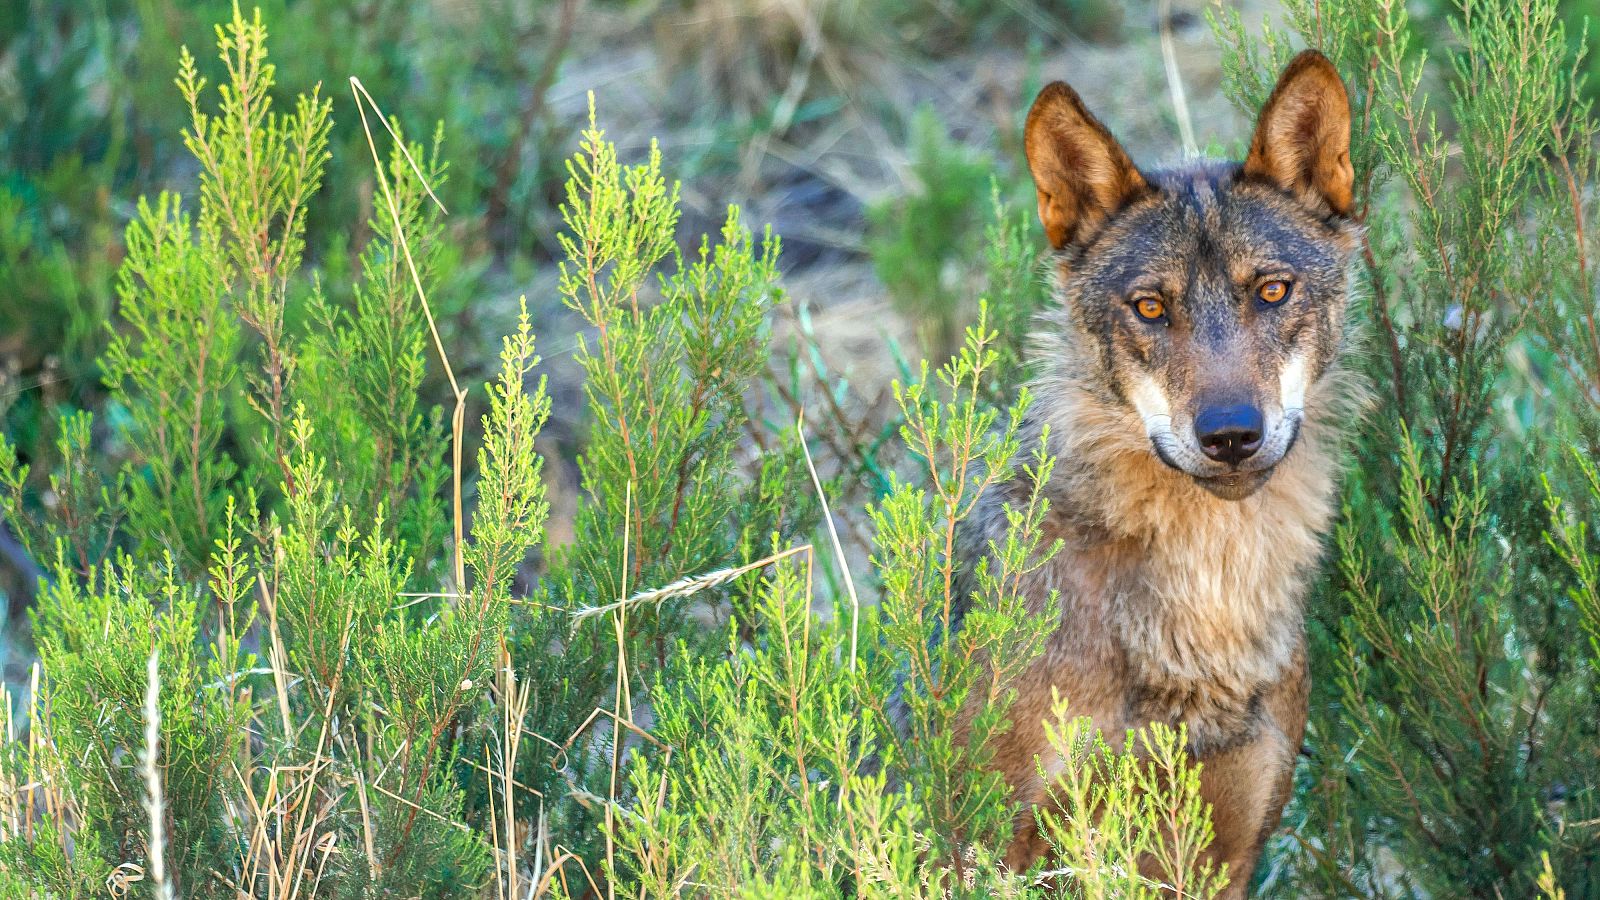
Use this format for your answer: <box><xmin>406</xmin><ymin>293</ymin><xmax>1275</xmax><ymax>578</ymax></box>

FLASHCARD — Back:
<box><xmin>960</xmin><ymin>51</ymin><xmax>1361</xmax><ymax>896</ymax></box>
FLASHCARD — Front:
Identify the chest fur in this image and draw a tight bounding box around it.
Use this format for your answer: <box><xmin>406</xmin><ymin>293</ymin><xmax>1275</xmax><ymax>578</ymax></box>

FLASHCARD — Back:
<box><xmin>1031</xmin><ymin>430</ymin><xmax>1336</xmax><ymax>749</ymax></box>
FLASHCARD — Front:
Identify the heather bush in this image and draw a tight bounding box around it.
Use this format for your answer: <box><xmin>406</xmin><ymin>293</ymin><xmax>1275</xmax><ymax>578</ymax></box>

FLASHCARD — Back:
<box><xmin>0</xmin><ymin>7</ymin><xmax>1226</xmax><ymax>896</ymax></box>
<box><xmin>1212</xmin><ymin>0</ymin><xmax>1600</xmax><ymax>893</ymax></box>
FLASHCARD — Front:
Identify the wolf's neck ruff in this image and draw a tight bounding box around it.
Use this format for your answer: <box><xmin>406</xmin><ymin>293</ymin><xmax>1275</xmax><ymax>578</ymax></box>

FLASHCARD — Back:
<box><xmin>1031</xmin><ymin>371</ymin><xmax>1343</xmax><ymax>748</ymax></box>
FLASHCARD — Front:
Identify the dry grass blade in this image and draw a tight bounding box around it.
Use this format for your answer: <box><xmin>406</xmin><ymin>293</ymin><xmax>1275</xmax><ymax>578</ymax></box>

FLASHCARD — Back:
<box><xmin>797</xmin><ymin>409</ymin><xmax>859</xmax><ymax>666</ymax></box>
<box><xmin>346</xmin><ymin>76</ymin><xmax>450</xmax><ymax>216</ymax></box>
<box><xmin>362</xmin><ymin>778</ymin><xmax>476</xmax><ymax>832</ymax></box>
<box><xmin>258</xmin><ymin>571</ymin><xmax>295</xmax><ymax>741</ymax></box>
<box><xmin>486</xmin><ymin>746</ymin><xmax>505</xmax><ymax>900</ymax></box>
<box><xmin>352</xmin><ymin>760</ymin><xmax>380</xmax><ymax>880</ymax></box>
<box><xmin>1158</xmin><ymin>0</ymin><xmax>1198</xmax><ymax>157</ymax></box>
<box><xmin>140</xmin><ymin>651</ymin><xmax>174</xmax><ymax>900</ymax></box>
<box><xmin>459</xmin><ymin>755</ymin><xmax>544</xmax><ymax>799</ymax></box>
<box><xmin>570</xmin><ymin>543</ymin><xmax>813</xmax><ymax>621</ymax></box>
<box><xmin>496</xmin><ymin>645</ymin><xmax>535</xmax><ymax>899</ymax></box>
<box><xmin>1</xmin><ymin>683</ymin><xmax>10</xmax><ymax>839</ymax></box>
<box><xmin>605</xmin><ymin>481</ymin><xmax>633</xmax><ymax>900</ymax></box>
<box><xmin>531</xmin><ymin>848</ymin><xmax>603</xmax><ymax>899</ymax></box>
<box><xmin>1</xmin><ymin>680</ymin><xmax>24</xmax><ymax>841</ymax></box>
<box><xmin>26</xmin><ymin>662</ymin><xmax>40</xmax><ymax>841</ymax></box>
<box><xmin>347</xmin><ymin>74</ymin><xmax>470</xmax><ymax>590</ymax></box>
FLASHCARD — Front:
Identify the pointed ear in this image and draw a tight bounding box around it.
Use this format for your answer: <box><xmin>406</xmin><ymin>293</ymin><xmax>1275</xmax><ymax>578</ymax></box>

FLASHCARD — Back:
<box><xmin>1243</xmin><ymin>50</ymin><xmax>1354</xmax><ymax>217</ymax></box>
<box><xmin>1024</xmin><ymin>81</ymin><xmax>1148</xmax><ymax>249</ymax></box>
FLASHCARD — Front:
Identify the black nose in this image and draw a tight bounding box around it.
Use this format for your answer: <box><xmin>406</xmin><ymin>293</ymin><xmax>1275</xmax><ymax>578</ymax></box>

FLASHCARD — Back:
<box><xmin>1194</xmin><ymin>404</ymin><xmax>1264</xmax><ymax>465</ymax></box>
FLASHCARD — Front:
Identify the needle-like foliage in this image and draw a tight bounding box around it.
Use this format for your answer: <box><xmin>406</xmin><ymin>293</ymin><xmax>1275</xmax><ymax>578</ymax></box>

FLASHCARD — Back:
<box><xmin>1212</xmin><ymin>0</ymin><xmax>1600</xmax><ymax>894</ymax></box>
<box><xmin>23</xmin><ymin>0</ymin><xmax>1600</xmax><ymax>895</ymax></box>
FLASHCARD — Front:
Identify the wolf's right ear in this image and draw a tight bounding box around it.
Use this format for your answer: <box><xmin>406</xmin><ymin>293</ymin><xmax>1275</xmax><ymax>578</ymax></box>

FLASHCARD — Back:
<box><xmin>1024</xmin><ymin>82</ymin><xmax>1148</xmax><ymax>249</ymax></box>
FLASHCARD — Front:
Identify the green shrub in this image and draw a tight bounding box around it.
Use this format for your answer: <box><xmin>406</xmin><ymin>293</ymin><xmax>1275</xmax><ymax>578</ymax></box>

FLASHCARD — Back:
<box><xmin>16</xmin><ymin>0</ymin><xmax>1600</xmax><ymax>896</ymax></box>
<box><xmin>0</xmin><ymin>8</ymin><xmax>1226</xmax><ymax>897</ymax></box>
<box><xmin>866</xmin><ymin>109</ymin><xmax>1007</xmax><ymax>361</ymax></box>
<box><xmin>0</xmin><ymin>10</ymin><xmax>535</xmax><ymax>895</ymax></box>
<box><xmin>470</xmin><ymin>105</ymin><xmax>824</xmax><ymax>868</ymax></box>
<box><xmin>1212</xmin><ymin>0</ymin><xmax>1600</xmax><ymax>894</ymax></box>
<box><xmin>0</xmin><ymin>0</ymin><xmax>575</xmax><ymax>513</ymax></box>
<box><xmin>610</xmin><ymin>309</ymin><xmax>1227</xmax><ymax>898</ymax></box>
<box><xmin>1037</xmin><ymin>698</ymin><xmax>1228</xmax><ymax>900</ymax></box>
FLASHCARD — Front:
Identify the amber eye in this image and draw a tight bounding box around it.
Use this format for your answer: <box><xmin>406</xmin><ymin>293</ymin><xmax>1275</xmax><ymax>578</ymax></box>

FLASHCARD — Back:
<box><xmin>1258</xmin><ymin>279</ymin><xmax>1291</xmax><ymax>305</ymax></box>
<box><xmin>1132</xmin><ymin>295</ymin><xmax>1167</xmax><ymax>322</ymax></box>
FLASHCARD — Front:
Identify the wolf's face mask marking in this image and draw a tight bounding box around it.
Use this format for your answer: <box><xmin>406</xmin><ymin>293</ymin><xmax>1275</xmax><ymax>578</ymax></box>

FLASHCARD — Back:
<box><xmin>1024</xmin><ymin>51</ymin><xmax>1359</xmax><ymax>500</ymax></box>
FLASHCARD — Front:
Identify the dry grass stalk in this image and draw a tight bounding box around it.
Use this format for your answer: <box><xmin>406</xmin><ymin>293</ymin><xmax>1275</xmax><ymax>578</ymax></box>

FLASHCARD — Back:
<box><xmin>1158</xmin><ymin>0</ymin><xmax>1199</xmax><ymax>157</ymax></box>
<box><xmin>258</xmin><ymin>570</ymin><xmax>295</xmax><ymax>741</ymax></box>
<box><xmin>348</xmin><ymin>74</ymin><xmax>468</xmax><ymax>593</ymax></box>
<box><xmin>605</xmin><ymin>481</ymin><xmax>634</xmax><ymax>900</ymax></box>
<box><xmin>497</xmin><ymin>644</ymin><xmax>535</xmax><ymax>898</ymax></box>
<box><xmin>140</xmin><ymin>651</ymin><xmax>175</xmax><ymax>900</ymax></box>
<box><xmin>571</xmin><ymin>542</ymin><xmax>812</xmax><ymax>622</ymax></box>
<box><xmin>797</xmin><ymin>410</ymin><xmax>859</xmax><ymax>666</ymax></box>
<box><xmin>1</xmin><ymin>680</ymin><xmax>17</xmax><ymax>841</ymax></box>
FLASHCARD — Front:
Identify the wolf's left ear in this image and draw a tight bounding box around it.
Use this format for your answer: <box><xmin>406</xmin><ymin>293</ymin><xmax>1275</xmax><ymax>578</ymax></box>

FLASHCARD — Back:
<box><xmin>1025</xmin><ymin>81</ymin><xmax>1148</xmax><ymax>249</ymax></box>
<box><xmin>1243</xmin><ymin>50</ymin><xmax>1354</xmax><ymax>217</ymax></box>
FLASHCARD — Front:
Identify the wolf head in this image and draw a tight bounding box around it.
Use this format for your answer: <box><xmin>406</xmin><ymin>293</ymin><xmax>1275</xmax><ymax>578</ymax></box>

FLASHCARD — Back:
<box><xmin>1025</xmin><ymin>51</ymin><xmax>1359</xmax><ymax>501</ymax></box>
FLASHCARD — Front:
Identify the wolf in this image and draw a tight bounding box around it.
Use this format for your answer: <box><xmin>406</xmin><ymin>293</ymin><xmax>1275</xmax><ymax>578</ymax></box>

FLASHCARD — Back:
<box><xmin>958</xmin><ymin>50</ymin><xmax>1361</xmax><ymax>894</ymax></box>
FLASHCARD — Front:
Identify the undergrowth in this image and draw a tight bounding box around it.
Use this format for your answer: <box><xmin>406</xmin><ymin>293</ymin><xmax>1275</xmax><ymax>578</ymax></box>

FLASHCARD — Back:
<box><xmin>4</xmin><ymin>0</ymin><xmax>1600</xmax><ymax>897</ymax></box>
<box><xmin>0</xmin><ymin>6</ymin><xmax>1218</xmax><ymax>898</ymax></box>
